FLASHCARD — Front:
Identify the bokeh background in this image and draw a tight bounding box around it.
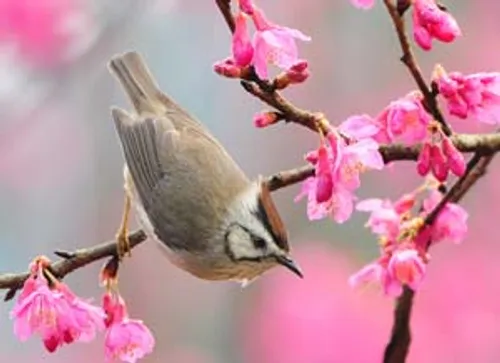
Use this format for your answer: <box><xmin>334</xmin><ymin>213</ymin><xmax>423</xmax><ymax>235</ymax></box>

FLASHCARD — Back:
<box><xmin>1</xmin><ymin>1</ymin><xmax>500</xmax><ymax>362</ymax></box>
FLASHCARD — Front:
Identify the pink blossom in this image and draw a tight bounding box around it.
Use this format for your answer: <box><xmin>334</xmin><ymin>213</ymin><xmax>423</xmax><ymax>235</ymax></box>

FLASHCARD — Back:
<box><xmin>238</xmin><ymin>0</ymin><xmax>255</xmax><ymax>15</ymax></box>
<box><xmin>232</xmin><ymin>12</ymin><xmax>254</xmax><ymax>67</ymax></box>
<box><xmin>441</xmin><ymin>137</ymin><xmax>466</xmax><ymax>176</ymax></box>
<box><xmin>417</xmin><ymin>142</ymin><xmax>432</xmax><ymax>176</ymax></box>
<box><xmin>429</xmin><ymin>143</ymin><xmax>449</xmax><ymax>181</ymax></box>
<box><xmin>103</xmin><ymin>292</ymin><xmax>155</xmax><ymax>363</ymax></box>
<box><xmin>296</xmin><ymin>176</ymin><xmax>355</xmax><ymax>223</ymax></box>
<box><xmin>434</xmin><ymin>68</ymin><xmax>500</xmax><ymax>123</ymax></box>
<box><xmin>417</xmin><ymin>134</ymin><xmax>465</xmax><ymax>182</ymax></box>
<box><xmin>338</xmin><ymin>114</ymin><xmax>381</xmax><ymax>140</ymax></box>
<box><xmin>349</xmin><ymin>256</ymin><xmax>403</xmax><ymax>296</ymax></box>
<box><xmin>376</xmin><ymin>92</ymin><xmax>431</xmax><ymax>144</ymax></box>
<box><xmin>296</xmin><ymin>131</ymin><xmax>383</xmax><ymax>223</ymax></box>
<box><xmin>387</xmin><ymin>249</ymin><xmax>426</xmax><ymax>291</ymax></box>
<box><xmin>412</xmin><ymin>0</ymin><xmax>461</xmax><ymax>51</ymax></box>
<box><xmin>315</xmin><ymin>143</ymin><xmax>334</xmax><ymax>203</ymax></box>
<box><xmin>422</xmin><ymin>190</ymin><xmax>468</xmax><ymax>244</ymax></box>
<box><xmin>349</xmin><ymin>0</ymin><xmax>376</xmax><ymax>9</ymax></box>
<box><xmin>250</xmin><ymin>7</ymin><xmax>310</xmax><ymax>79</ymax></box>
<box><xmin>10</xmin><ymin>259</ymin><xmax>105</xmax><ymax>352</ymax></box>
<box><xmin>356</xmin><ymin>198</ymin><xmax>405</xmax><ymax>240</ymax></box>
<box><xmin>350</xmin><ymin>246</ymin><xmax>427</xmax><ymax>297</ymax></box>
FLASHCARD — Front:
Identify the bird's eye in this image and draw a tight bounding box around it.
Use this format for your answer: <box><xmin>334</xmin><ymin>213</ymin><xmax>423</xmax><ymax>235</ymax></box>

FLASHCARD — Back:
<box><xmin>252</xmin><ymin>237</ymin><xmax>267</xmax><ymax>249</ymax></box>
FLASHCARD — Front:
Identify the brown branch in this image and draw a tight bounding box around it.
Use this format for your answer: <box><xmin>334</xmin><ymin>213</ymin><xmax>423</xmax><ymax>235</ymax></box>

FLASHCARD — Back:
<box><xmin>383</xmin><ymin>287</ymin><xmax>414</xmax><ymax>363</ymax></box>
<box><xmin>1</xmin><ymin>230</ymin><xmax>147</xmax><ymax>301</ymax></box>
<box><xmin>383</xmin><ymin>152</ymin><xmax>495</xmax><ymax>363</ymax></box>
<box><xmin>215</xmin><ymin>0</ymin><xmax>235</xmax><ymax>33</ymax></box>
<box><xmin>2</xmin><ymin>132</ymin><xmax>496</xmax><ymax>301</ymax></box>
<box><xmin>382</xmin><ymin>0</ymin><xmax>451</xmax><ymax>136</ymax></box>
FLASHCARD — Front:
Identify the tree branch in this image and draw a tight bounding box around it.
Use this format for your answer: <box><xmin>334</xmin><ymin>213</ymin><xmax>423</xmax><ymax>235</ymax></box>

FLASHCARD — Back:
<box><xmin>383</xmin><ymin>152</ymin><xmax>495</xmax><ymax>363</ymax></box>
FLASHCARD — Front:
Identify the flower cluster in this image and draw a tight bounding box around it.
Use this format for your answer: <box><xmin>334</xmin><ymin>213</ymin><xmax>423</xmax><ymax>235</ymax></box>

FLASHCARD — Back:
<box><xmin>214</xmin><ymin>0</ymin><xmax>310</xmax><ymax>81</ymax></box>
<box><xmin>295</xmin><ymin>119</ymin><xmax>384</xmax><ymax>223</ymax></box>
<box><xmin>10</xmin><ymin>257</ymin><xmax>154</xmax><ymax>362</ymax></box>
<box><xmin>350</xmin><ymin>188</ymin><xmax>468</xmax><ymax>296</ymax></box>
<box><xmin>433</xmin><ymin>65</ymin><xmax>500</xmax><ymax>124</ymax></box>
<box><xmin>350</xmin><ymin>0</ymin><xmax>461</xmax><ymax>51</ymax></box>
<box><xmin>212</xmin><ymin>0</ymin><xmax>499</xmax><ymax>298</ymax></box>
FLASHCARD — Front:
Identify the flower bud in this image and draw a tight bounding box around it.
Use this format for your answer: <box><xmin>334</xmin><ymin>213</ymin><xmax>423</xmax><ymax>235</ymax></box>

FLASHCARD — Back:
<box><xmin>253</xmin><ymin>111</ymin><xmax>280</xmax><ymax>128</ymax></box>
<box><xmin>213</xmin><ymin>58</ymin><xmax>242</xmax><ymax>78</ymax></box>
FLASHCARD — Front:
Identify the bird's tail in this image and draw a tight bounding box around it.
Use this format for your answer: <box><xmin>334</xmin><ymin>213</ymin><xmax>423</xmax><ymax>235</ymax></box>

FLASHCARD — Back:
<box><xmin>108</xmin><ymin>51</ymin><xmax>166</xmax><ymax>115</ymax></box>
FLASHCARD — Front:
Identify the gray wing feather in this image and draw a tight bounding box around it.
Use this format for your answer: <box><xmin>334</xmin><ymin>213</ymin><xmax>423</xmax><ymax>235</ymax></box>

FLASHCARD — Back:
<box><xmin>111</xmin><ymin>107</ymin><xmax>250</xmax><ymax>252</ymax></box>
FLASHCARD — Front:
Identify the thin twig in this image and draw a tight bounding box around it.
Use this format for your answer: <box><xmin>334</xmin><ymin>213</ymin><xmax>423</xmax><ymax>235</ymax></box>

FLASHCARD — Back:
<box><xmin>382</xmin><ymin>0</ymin><xmax>451</xmax><ymax>136</ymax></box>
<box><xmin>1</xmin><ymin>230</ymin><xmax>147</xmax><ymax>301</ymax></box>
<box><xmin>215</xmin><ymin>0</ymin><xmax>235</xmax><ymax>32</ymax></box>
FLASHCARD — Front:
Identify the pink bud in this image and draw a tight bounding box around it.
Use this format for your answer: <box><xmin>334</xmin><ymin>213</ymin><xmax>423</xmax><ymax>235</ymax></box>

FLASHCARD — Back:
<box><xmin>239</xmin><ymin>0</ymin><xmax>255</xmax><ymax>15</ymax></box>
<box><xmin>417</xmin><ymin>142</ymin><xmax>431</xmax><ymax>176</ymax></box>
<box><xmin>315</xmin><ymin>174</ymin><xmax>333</xmax><ymax>203</ymax></box>
<box><xmin>315</xmin><ymin>144</ymin><xmax>334</xmax><ymax>203</ymax></box>
<box><xmin>430</xmin><ymin>144</ymin><xmax>449</xmax><ymax>181</ymax></box>
<box><xmin>253</xmin><ymin>112</ymin><xmax>279</xmax><ymax>128</ymax></box>
<box><xmin>393</xmin><ymin>193</ymin><xmax>416</xmax><ymax>215</ymax></box>
<box><xmin>412</xmin><ymin>0</ymin><xmax>461</xmax><ymax>51</ymax></box>
<box><xmin>305</xmin><ymin>150</ymin><xmax>319</xmax><ymax>164</ymax></box>
<box><xmin>213</xmin><ymin>58</ymin><xmax>242</xmax><ymax>78</ymax></box>
<box><xmin>441</xmin><ymin>137</ymin><xmax>466</xmax><ymax>177</ymax></box>
<box><xmin>286</xmin><ymin>68</ymin><xmax>310</xmax><ymax>84</ymax></box>
<box><xmin>387</xmin><ymin>249</ymin><xmax>426</xmax><ymax>290</ymax></box>
<box><xmin>232</xmin><ymin>12</ymin><xmax>254</xmax><ymax>67</ymax></box>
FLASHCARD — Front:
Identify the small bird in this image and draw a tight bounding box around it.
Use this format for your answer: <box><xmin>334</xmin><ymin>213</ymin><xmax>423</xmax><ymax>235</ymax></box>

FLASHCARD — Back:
<box><xmin>108</xmin><ymin>51</ymin><xmax>302</xmax><ymax>284</ymax></box>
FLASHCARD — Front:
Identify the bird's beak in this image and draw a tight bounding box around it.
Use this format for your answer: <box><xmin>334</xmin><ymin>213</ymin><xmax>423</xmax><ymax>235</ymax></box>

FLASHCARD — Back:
<box><xmin>275</xmin><ymin>255</ymin><xmax>303</xmax><ymax>278</ymax></box>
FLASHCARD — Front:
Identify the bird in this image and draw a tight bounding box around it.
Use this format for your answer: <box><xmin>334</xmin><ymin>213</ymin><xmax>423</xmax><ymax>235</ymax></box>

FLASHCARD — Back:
<box><xmin>108</xmin><ymin>51</ymin><xmax>302</xmax><ymax>285</ymax></box>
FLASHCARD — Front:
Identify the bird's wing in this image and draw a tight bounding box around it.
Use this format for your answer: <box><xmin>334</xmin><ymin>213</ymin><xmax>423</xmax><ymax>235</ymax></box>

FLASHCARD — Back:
<box><xmin>111</xmin><ymin>107</ymin><xmax>249</xmax><ymax>251</ymax></box>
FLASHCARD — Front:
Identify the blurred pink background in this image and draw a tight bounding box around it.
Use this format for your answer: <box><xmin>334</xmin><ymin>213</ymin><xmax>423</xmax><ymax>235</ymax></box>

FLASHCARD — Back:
<box><xmin>1</xmin><ymin>0</ymin><xmax>500</xmax><ymax>362</ymax></box>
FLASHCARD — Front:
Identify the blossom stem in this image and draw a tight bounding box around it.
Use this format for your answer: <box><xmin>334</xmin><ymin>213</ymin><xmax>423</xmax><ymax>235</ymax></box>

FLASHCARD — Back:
<box><xmin>382</xmin><ymin>0</ymin><xmax>452</xmax><ymax>136</ymax></box>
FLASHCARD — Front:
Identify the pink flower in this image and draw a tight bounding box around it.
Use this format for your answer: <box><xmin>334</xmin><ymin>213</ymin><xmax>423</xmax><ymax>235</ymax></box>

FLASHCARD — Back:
<box><xmin>232</xmin><ymin>12</ymin><xmax>254</xmax><ymax>67</ymax></box>
<box><xmin>417</xmin><ymin>132</ymin><xmax>465</xmax><ymax>182</ymax></box>
<box><xmin>356</xmin><ymin>194</ymin><xmax>414</xmax><ymax>240</ymax></box>
<box><xmin>296</xmin><ymin>131</ymin><xmax>383</xmax><ymax>224</ymax></box>
<box><xmin>103</xmin><ymin>292</ymin><xmax>155</xmax><ymax>363</ymax></box>
<box><xmin>417</xmin><ymin>141</ymin><xmax>432</xmax><ymax>176</ymax></box>
<box><xmin>10</xmin><ymin>258</ymin><xmax>105</xmax><ymax>352</ymax></box>
<box><xmin>338</xmin><ymin>114</ymin><xmax>381</xmax><ymax>140</ymax></box>
<box><xmin>296</xmin><ymin>175</ymin><xmax>355</xmax><ymax>224</ymax></box>
<box><xmin>422</xmin><ymin>190</ymin><xmax>468</xmax><ymax>244</ymax></box>
<box><xmin>350</xmin><ymin>246</ymin><xmax>427</xmax><ymax>297</ymax></box>
<box><xmin>315</xmin><ymin>143</ymin><xmax>334</xmax><ymax>203</ymax></box>
<box><xmin>412</xmin><ymin>0</ymin><xmax>461</xmax><ymax>50</ymax></box>
<box><xmin>349</xmin><ymin>0</ymin><xmax>376</xmax><ymax>9</ymax></box>
<box><xmin>387</xmin><ymin>248</ymin><xmax>426</xmax><ymax>291</ymax></box>
<box><xmin>250</xmin><ymin>7</ymin><xmax>310</xmax><ymax>79</ymax></box>
<box><xmin>238</xmin><ymin>0</ymin><xmax>255</xmax><ymax>15</ymax></box>
<box><xmin>434</xmin><ymin>67</ymin><xmax>500</xmax><ymax>123</ymax></box>
<box><xmin>376</xmin><ymin>92</ymin><xmax>431</xmax><ymax>144</ymax></box>
<box><xmin>441</xmin><ymin>137</ymin><xmax>466</xmax><ymax>176</ymax></box>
